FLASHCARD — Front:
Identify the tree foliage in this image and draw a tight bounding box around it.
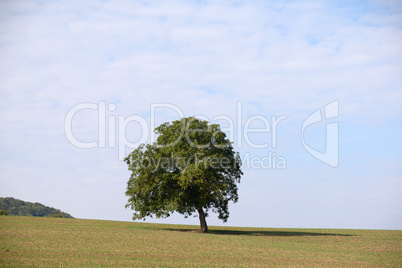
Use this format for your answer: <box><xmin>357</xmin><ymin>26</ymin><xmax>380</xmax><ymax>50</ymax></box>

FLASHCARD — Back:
<box><xmin>49</xmin><ymin>214</ymin><xmax>64</xmax><ymax>218</ymax></box>
<box><xmin>125</xmin><ymin>117</ymin><xmax>243</xmax><ymax>232</ymax></box>
<box><xmin>0</xmin><ymin>197</ymin><xmax>74</xmax><ymax>218</ymax></box>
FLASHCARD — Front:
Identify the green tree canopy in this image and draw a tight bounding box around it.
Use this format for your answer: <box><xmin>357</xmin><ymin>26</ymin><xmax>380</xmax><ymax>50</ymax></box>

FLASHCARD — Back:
<box><xmin>125</xmin><ymin>117</ymin><xmax>243</xmax><ymax>232</ymax></box>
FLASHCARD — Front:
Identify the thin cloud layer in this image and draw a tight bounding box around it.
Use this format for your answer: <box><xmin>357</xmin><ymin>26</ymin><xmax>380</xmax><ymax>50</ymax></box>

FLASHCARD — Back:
<box><xmin>0</xmin><ymin>0</ymin><xmax>401</xmax><ymax>229</ymax></box>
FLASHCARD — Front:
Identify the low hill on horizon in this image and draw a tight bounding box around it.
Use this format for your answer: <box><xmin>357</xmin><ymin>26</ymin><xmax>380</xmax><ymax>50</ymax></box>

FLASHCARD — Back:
<box><xmin>0</xmin><ymin>197</ymin><xmax>74</xmax><ymax>218</ymax></box>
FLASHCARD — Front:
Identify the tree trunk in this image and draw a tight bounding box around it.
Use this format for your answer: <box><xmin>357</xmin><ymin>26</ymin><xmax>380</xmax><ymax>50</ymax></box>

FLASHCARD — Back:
<box><xmin>198</xmin><ymin>208</ymin><xmax>208</xmax><ymax>233</ymax></box>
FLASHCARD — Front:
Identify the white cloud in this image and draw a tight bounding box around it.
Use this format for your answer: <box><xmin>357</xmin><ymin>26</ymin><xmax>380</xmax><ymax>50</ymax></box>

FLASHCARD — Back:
<box><xmin>0</xmin><ymin>0</ymin><xmax>401</xmax><ymax>229</ymax></box>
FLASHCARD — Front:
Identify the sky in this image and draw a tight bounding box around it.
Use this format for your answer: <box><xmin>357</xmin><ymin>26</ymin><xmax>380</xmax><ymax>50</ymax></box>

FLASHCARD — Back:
<box><xmin>0</xmin><ymin>0</ymin><xmax>401</xmax><ymax>230</ymax></box>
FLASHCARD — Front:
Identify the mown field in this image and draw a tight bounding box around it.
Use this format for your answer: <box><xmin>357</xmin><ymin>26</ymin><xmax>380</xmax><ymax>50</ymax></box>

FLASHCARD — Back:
<box><xmin>1</xmin><ymin>216</ymin><xmax>401</xmax><ymax>267</ymax></box>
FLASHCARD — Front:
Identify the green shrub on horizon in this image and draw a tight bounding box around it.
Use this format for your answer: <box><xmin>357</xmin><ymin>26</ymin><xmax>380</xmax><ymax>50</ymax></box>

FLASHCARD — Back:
<box><xmin>48</xmin><ymin>214</ymin><xmax>63</xmax><ymax>218</ymax></box>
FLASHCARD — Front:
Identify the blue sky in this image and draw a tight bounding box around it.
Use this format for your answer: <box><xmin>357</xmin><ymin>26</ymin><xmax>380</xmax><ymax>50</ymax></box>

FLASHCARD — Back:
<box><xmin>0</xmin><ymin>0</ymin><xmax>401</xmax><ymax>229</ymax></box>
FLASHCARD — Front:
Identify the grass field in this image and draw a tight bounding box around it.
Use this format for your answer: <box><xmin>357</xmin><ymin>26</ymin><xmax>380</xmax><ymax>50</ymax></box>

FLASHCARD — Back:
<box><xmin>1</xmin><ymin>216</ymin><xmax>401</xmax><ymax>267</ymax></box>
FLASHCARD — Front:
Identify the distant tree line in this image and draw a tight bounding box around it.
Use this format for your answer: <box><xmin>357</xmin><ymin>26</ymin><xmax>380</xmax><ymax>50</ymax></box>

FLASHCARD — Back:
<box><xmin>0</xmin><ymin>197</ymin><xmax>74</xmax><ymax>218</ymax></box>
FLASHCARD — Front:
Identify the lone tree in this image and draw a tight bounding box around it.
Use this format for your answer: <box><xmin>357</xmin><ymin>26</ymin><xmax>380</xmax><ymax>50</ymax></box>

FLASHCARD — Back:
<box><xmin>125</xmin><ymin>117</ymin><xmax>242</xmax><ymax>233</ymax></box>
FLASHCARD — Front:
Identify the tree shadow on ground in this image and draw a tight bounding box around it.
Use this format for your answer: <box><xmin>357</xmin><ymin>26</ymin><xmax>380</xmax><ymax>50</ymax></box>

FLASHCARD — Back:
<box><xmin>164</xmin><ymin>228</ymin><xmax>354</xmax><ymax>237</ymax></box>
